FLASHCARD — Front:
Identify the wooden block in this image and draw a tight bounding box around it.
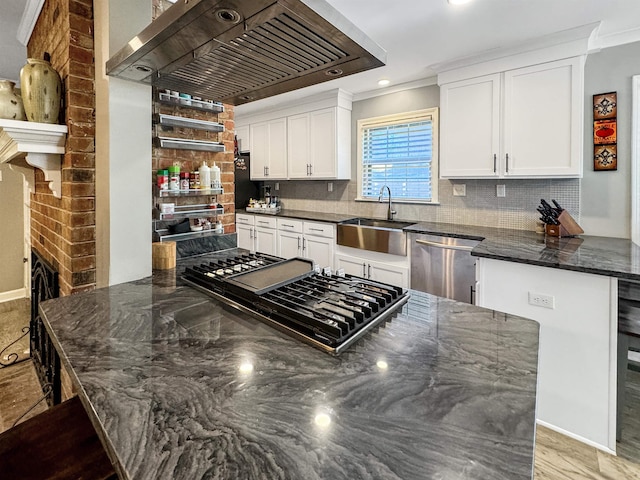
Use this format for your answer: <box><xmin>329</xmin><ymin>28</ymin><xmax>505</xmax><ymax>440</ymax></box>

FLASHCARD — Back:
<box><xmin>152</xmin><ymin>241</ymin><xmax>176</xmax><ymax>269</ymax></box>
<box><xmin>557</xmin><ymin>210</ymin><xmax>584</xmax><ymax>236</ymax></box>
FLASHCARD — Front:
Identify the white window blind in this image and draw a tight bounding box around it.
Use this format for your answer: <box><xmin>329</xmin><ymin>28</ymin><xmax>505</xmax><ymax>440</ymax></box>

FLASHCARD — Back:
<box><xmin>359</xmin><ymin>109</ymin><xmax>438</xmax><ymax>203</ymax></box>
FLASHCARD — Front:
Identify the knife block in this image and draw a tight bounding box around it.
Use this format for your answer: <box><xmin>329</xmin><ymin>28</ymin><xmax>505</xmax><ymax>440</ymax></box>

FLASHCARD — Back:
<box><xmin>545</xmin><ymin>211</ymin><xmax>584</xmax><ymax>238</ymax></box>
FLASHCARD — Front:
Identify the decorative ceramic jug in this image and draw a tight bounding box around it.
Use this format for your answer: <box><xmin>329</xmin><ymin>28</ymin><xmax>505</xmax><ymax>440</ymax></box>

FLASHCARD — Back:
<box><xmin>0</xmin><ymin>80</ymin><xmax>26</xmax><ymax>121</ymax></box>
<box><xmin>20</xmin><ymin>53</ymin><xmax>62</xmax><ymax>124</ymax></box>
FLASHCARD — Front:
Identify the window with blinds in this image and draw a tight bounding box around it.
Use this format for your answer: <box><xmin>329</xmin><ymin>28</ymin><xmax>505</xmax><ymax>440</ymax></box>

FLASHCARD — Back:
<box><xmin>358</xmin><ymin>108</ymin><xmax>438</xmax><ymax>203</ymax></box>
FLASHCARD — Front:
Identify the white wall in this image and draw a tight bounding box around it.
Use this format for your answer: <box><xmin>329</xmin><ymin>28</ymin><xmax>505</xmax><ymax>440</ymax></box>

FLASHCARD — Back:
<box><xmin>95</xmin><ymin>0</ymin><xmax>152</xmax><ymax>287</ymax></box>
<box><xmin>581</xmin><ymin>41</ymin><xmax>640</xmax><ymax>238</ymax></box>
<box><xmin>0</xmin><ymin>165</ymin><xmax>25</xmax><ymax>296</ymax></box>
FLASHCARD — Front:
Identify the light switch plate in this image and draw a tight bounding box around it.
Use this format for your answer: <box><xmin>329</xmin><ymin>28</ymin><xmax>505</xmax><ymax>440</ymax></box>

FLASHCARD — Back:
<box><xmin>453</xmin><ymin>184</ymin><xmax>466</xmax><ymax>196</ymax></box>
<box><xmin>328</xmin><ymin>182</ymin><xmax>333</xmax><ymax>192</ymax></box>
<box><xmin>497</xmin><ymin>184</ymin><xmax>506</xmax><ymax>197</ymax></box>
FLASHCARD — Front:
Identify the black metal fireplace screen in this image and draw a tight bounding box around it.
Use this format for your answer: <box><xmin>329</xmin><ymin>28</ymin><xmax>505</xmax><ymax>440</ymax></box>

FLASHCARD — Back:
<box><xmin>30</xmin><ymin>250</ymin><xmax>61</xmax><ymax>406</ymax></box>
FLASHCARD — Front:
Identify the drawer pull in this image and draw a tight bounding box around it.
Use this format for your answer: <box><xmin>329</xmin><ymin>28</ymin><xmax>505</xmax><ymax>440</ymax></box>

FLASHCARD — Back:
<box><xmin>308</xmin><ymin>228</ymin><xmax>324</xmax><ymax>232</ymax></box>
<box><xmin>415</xmin><ymin>239</ymin><xmax>474</xmax><ymax>252</ymax></box>
<box><xmin>282</xmin><ymin>224</ymin><xmax>294</xmax><ymax>228</ymax></box>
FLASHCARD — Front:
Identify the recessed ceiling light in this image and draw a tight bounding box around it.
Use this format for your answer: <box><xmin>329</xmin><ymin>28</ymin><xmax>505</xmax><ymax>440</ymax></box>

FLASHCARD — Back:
<box><xmin>378</xmin><ymin>79</ymin><xmax>390</xmax><ymax>87</ymax></box>
<box><xmin>448</xmin><ymin>0</ymin><xmax>472</xmax><ymax>5</ymax></box>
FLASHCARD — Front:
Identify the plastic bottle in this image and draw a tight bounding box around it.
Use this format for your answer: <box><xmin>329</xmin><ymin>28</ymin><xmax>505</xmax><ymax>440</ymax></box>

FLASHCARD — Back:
<box><xmin>199</xmin><ymin>161</ymin><xmax>210</xmax><ymax>191</ymax></box>
<box><xmin>211</xmin><ymin>162</ymin><xmax>221</xmax><ymax>189</ymax></box>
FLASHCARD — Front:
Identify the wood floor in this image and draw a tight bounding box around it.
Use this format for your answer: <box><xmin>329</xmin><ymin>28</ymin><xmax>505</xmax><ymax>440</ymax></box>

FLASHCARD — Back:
<box><xmin>2</xmin><ymin>302</ymin><xmax>640</xmax><ymax>479</ymax></box>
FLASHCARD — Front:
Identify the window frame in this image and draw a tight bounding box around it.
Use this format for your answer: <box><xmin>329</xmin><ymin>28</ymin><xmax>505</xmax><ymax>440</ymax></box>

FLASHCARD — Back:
<box><xmin>356</xmin><ymin>107</ymin><xmax>439</xmax><ymax>204</ymax></box>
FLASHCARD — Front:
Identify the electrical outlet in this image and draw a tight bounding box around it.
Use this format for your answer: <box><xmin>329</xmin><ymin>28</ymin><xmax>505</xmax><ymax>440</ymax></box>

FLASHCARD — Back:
<box><xmin>496</xmin><ymin>184</ymin><xmax>506</xmax><ymax>197</ymax></box>
<box><xmin>328</xmin><ymin>182</ymin><xmax>333</xmax><ymax>192</ymax></box>
<box><xmin>275</xmin><ymin>182</ymin><xmax>279</xmax><ymax>191</ymax></box>
<box><xmin>528</xmin><ymin>292</ymin><xmax>555</xmax><ymax>309</ymax></box>
<box><xmin>452</xmin><ymin>184</ymin><xmax>466</xmax><ymax>196</ymax></box>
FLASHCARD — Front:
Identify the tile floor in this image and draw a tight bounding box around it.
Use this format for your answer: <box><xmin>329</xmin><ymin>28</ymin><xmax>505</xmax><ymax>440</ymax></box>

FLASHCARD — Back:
<box><xmin>1</xmin><ymin>299</ymin><xmax>640</xmax><ymax>478</ymax></box>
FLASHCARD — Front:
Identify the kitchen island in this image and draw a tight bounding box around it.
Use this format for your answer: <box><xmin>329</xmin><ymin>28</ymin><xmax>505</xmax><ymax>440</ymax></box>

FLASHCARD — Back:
<box><xmin>40</xmin><ymin>249</ymin><xmax>540</xmax><ymax>480</ymax></box>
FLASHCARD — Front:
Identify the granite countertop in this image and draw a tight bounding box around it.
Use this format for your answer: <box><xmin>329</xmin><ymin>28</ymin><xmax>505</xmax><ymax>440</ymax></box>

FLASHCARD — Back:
<box><xmin>40</xmin><ymin>250</ymin><xmax>540</xmax><ymax>480</ymax></box>
<box><xmin>240</xmin><ymin>208</ymin><xmax>640</xmax><ymax>281</ymax></box>
<box><xmin>405</xmin><ymin>220</ymin><xmax>640</xmax><ymax>281</ymax></box>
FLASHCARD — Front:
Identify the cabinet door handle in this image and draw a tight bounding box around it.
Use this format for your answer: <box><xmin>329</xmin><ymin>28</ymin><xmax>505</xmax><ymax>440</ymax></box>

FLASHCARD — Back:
<box><xmin>249</xmin><ymin>228</ymin><xmax>253</xmax><ymax>238</ymax></box>
<box><xmin>362</xmin><ymin>263</ymin><xmax>366</xmax><ymax>277</ymax></box>
<box><xmin>309</xmin><ymin>164</ymin><xmax>312</xmax><ymax>176</ymax></box>
<box><xmin>302</xmin><ymin>238</ymin><xmax>307</xmax><ymax>251</ymax></box>
<box><xmin>367</xmin><ymin>264</ymin><xmax>371</xmax><ymax>279</ymax></box>
<box><xmin>266</xmin><ymin>166</ymin><xmax>269</xmax><ymax>176</ymax></box>
<box><xmin>493</xmin><ymin>154</ymin><xmax>497</xmax><ymax>173</ymax></box>
<box><xmin>297</xmin><ymin>236</ymin><xmax>301</xmax><ymax>249</ymax></box>
<box><xmin>505</xmin><ymin>154</ymin><xmax>509</xmax><ymax>173</ymax></box>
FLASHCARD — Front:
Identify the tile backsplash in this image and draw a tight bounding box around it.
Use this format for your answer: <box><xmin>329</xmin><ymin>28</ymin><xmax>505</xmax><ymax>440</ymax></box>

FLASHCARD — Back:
<box><xmin>265</xmin><ymin>178</ymin><xmax>580</xmax><ymax>232</ymax></box>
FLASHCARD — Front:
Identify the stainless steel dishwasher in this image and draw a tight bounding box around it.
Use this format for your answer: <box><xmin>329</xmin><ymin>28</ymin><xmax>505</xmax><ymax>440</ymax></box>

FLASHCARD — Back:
<box><xmin>410</xmin><ymin>233</ymin><xmax>481</xmax><ymax>304</ymax></box>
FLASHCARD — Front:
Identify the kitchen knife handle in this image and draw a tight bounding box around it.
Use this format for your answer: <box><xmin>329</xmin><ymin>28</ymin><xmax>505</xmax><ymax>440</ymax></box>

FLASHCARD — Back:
<box><xmin>493</xmin><ymin>154</ymin><xmax>497</xmax><ymax>173</ymax></box>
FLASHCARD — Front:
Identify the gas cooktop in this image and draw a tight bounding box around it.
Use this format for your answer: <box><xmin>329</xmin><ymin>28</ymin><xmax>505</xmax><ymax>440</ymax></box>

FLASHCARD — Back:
<box><xmin>182</xmin><ymin>253</ymin><xmax>409</xmax><ymax>354</ymax></box>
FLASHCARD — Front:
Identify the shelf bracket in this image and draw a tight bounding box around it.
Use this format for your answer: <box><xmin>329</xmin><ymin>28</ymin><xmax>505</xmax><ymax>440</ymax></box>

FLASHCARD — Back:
<box><xmin>0</xmin><ymin>119</ymin><xmax>67</xmax><ymax>199</ymax></box>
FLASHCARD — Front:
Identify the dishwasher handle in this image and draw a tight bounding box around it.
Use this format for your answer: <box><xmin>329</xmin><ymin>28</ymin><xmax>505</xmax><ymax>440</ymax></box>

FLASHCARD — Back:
<box><xmin>415</xmin><ymin>239</ymin><xmax>475</xmax><ymax>252</ymax></box>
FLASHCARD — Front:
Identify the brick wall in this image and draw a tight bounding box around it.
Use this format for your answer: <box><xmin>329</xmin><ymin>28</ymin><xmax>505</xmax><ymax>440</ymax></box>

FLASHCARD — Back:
<box><xmin>28</xmin><ymin>0</ymin><xmax>95</xmax><ymax>296</ymax></box>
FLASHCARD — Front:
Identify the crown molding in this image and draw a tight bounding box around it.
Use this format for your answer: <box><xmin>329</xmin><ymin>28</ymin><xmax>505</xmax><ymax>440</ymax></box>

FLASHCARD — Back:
<box><xmin>16</xmin><ymin>0</ymin><xmax>45</xmax><ymax>46</ymax></box>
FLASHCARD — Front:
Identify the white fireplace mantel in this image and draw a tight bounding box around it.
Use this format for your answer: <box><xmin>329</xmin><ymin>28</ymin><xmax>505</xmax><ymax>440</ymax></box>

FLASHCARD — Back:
<box><xmin>0</xmin><ymin>119</ymin><xmax>67</xmax><ymax>198</ymax></box>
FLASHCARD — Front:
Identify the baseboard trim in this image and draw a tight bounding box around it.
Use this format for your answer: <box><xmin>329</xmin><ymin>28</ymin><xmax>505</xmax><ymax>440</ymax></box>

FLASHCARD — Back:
<box><xmin>0</xmin><ymin>288</ymin><xmax>28</xmax><ymax>304</ymax></box>
<box><xmin>536</xmin><ymin>419</ymin><xmax>616</xmax><ymax>455</ymax></box>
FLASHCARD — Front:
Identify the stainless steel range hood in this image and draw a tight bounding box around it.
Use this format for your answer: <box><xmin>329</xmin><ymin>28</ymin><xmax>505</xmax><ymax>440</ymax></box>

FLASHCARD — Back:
<box><xmin>106</xmin><ymin>0</ymin><xmax>386</xmax><ymax>105</ymax></box>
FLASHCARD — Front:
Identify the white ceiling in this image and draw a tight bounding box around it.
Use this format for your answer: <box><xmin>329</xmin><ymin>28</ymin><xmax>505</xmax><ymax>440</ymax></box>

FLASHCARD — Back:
<box><xmin>3</xmin><ymin>0</ymin><xmax>640</xmax><ymax>106</ymax></box>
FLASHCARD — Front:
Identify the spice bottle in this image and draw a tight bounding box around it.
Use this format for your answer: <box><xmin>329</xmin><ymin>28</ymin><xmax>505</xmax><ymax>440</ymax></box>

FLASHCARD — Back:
<box><xmin>157</xmin><ymin>169</ymin><xmax>169</xmax><ymax>191</ymax></box>
<box><xmin>168</xmin><ymin>164</ymin><xmax>180</xmax><ymax>191</ymax></box>
<box><xmin>180</xmin><ymin>171</ymin><xmax>190</xmax><ymax>191</ymax></box>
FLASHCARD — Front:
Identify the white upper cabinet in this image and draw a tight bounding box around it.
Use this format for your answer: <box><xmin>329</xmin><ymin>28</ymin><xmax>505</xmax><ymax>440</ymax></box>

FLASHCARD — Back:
<box><xmin>288</xmin><ymin>107</ymin><xmax>351</xmax><ymax>180</ymax></box>
<box><xmin>249</xmin><ymin>118</ymin><xmax>287</xmax><ymax>180</ymax></box>
<box><xmin>440</xmin><ymin>57</ymin><xmax>584</xmax><ymax>179</ymax></box>
<box><xmin>235</xmin><ymin>125</ymin><xmax>250</xmax><ymax>153</ymax></box>
<box><xmin>237</xmin><ymin>89</ymin><xmax>353</xmax><ymax>181</ymax></box>
<box><xmin>440</xmin><ymin>74</ymin><xmax>501</xmax><ymax>177</ymax></box>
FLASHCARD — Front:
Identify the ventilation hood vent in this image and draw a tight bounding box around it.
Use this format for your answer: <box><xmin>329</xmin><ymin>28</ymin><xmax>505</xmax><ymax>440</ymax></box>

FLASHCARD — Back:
<box><xmin>106</xmin><ymin>0</ymin><xmax>386</xmax><ymax>105</ymax></box>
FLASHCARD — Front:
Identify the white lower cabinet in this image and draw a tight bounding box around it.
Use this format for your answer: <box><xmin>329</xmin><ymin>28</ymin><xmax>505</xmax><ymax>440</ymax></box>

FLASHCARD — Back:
<box><xmin>276</xmin><ymin>218</ymin><xmax>335</xmax><ymax>270</ymax></box>
<box><xmin>335</xmin><ymin>247</ymin><xmax>409</xmax><ymax>289</ymax></box>
<box><xmin>476</xmin><ymin>257</ymin><xmax>618</xmax><ymax>452</ymax></box>
<box><xmin>236</xmin><ymin>213</ymin><xmax>277</xmax><ymax>255</ymax></box>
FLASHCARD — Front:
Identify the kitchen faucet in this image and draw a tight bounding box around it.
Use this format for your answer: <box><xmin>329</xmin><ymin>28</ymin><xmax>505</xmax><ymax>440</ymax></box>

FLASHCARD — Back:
<box><xmin>378</xmin><ymin>185</ymin><xmax>396</xmax><ymax>221</ymax></box>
